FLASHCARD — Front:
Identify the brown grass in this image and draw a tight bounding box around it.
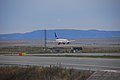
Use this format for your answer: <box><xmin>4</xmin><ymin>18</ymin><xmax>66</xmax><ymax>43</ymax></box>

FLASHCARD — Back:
<box><xmin>0</xmin><ymin>65</ymin><xmax>93</xmax><ymax>80</ymax></box>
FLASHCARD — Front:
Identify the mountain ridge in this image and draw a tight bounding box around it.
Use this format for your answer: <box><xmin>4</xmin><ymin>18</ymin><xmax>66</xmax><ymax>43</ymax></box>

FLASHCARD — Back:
<box><xmin>0</xmin><ymin>29</ymin><xmax>120</xmax><ymax>39</ymax></box>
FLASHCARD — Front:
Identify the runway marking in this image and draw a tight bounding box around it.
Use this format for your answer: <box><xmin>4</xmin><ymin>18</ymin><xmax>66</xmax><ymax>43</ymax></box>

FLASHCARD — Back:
<box><xmin>102</xmin><ymin>70</ymin><xmax>120</xmax><ymax>73</ymax></box>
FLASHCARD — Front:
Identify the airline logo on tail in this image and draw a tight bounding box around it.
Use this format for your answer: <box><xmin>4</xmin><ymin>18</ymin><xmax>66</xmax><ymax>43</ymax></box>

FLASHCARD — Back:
<box><xmin>54</xmin><ymin>32</ymin><xmax>59</xmax><ymax>39</ymax></box>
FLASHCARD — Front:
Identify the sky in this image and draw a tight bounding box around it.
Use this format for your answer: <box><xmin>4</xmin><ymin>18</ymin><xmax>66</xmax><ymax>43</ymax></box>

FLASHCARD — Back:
<box><xmin>0</xmin><ymin>0</ymin><xmax>120</xmax><ymax>34</ymax></box>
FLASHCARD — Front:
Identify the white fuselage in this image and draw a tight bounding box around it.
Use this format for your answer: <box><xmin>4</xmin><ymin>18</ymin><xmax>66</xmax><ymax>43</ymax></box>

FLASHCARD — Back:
<box><xmin>56</xmin><ymin>38</ymin><xmax>70</xmax><ymax>44</ymax></box>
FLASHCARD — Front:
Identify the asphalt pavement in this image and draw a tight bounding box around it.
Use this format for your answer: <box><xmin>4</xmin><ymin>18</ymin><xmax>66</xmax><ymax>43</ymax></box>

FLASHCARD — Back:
<box><xmin>0</xmin><ymin>55</ymin><xmax>120</xmax><ymax>71</ymax></box>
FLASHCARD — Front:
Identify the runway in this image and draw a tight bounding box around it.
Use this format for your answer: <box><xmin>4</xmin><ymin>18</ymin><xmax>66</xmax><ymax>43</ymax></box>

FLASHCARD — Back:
<box><xmin>0</xmin><ymin>55</ymin><xmax>120</xmax><ymax>71</ymax></box>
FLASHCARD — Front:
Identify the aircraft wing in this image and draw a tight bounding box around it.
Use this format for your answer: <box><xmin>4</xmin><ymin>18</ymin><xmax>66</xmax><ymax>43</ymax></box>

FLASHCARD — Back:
<box><xmin>69</xmin><ymin>40</ymin><xmax>75</xmax><ymax>42</ymax></box>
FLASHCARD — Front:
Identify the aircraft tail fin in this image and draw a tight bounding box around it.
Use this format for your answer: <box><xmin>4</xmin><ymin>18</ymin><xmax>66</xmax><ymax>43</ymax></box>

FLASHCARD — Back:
<box><xmin>54</xmin><ymin>32</ymin><xmax>59</xmax><ymax>39</ymax></box>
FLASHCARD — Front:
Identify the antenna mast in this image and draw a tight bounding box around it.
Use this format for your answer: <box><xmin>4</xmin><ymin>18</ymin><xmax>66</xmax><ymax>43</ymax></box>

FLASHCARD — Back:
<box><xmin>44</xmin><ymin>29</ymin><xmax>47</xmax><ymax>53</ymax></box>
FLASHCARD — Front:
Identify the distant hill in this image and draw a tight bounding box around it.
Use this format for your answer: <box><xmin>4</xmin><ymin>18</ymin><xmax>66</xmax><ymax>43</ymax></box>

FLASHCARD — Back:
<box><xmin>0</xmin><ymin>29</ymin><xmax>120</xmax><ymax>39</ymax></box>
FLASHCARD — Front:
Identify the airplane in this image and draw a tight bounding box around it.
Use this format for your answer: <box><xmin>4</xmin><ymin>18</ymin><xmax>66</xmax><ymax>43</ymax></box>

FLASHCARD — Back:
<box><xmin>54</xmin><ymin>32</ymin><xmax>74</xmax><ymax>45</ymax></box>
